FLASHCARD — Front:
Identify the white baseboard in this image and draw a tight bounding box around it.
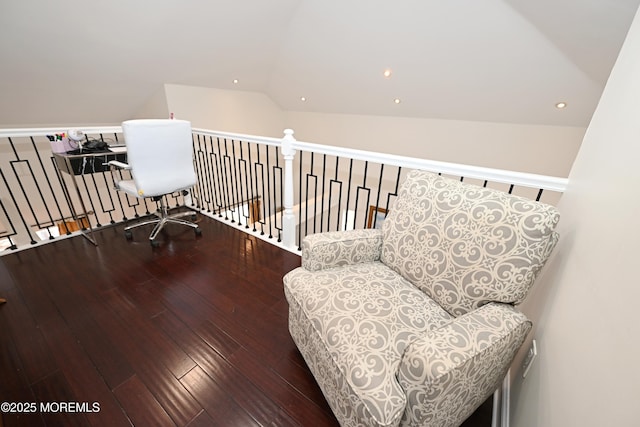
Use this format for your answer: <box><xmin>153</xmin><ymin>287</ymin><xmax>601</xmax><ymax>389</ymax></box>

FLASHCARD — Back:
<box><xmin>501</xmin><ymin>369</ymin><xmax>511</xmax><ymax>427</ymax></box>
<box><xmin>491</xmin><ymin>369</ymin><xmax>511</xmax><ymax>427</ymax></box>
<box><xmin>492</xmin><ymin>388</ymin><xmax>501</xmax><ymax>427</ymax></box>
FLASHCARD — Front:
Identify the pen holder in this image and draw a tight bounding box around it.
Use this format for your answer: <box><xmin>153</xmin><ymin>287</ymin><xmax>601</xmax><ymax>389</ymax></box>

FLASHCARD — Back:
<box><xmin>50</xmin><ymin>137</ymin><xmax>78</xmax><ymax>153</ymax></box>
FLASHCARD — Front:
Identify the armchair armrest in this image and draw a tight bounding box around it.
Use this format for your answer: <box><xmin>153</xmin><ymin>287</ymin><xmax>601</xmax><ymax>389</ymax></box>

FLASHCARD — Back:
<box><xmin>301</xmin><ymin>229</ymin><xmax>383</xmax><ymax>271</ymax></box>
<box><xmin>397</xmin><ymin>302</ymin><xmax>532</xmax><ymax>426</ymax></box>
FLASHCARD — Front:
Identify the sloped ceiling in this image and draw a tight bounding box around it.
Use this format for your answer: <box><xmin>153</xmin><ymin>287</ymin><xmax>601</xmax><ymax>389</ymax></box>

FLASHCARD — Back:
<box><xmin>0</xmin><ymin>0</ymin><xmax>638</xmax><ymax>127</ymax></box>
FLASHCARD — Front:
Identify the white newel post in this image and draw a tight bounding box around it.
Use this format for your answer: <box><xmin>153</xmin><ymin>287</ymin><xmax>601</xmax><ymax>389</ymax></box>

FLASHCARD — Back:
<box><xmin>281</xmin><ymin>129</ymin><xmax>297</xmax><ymax>249</ymax></box>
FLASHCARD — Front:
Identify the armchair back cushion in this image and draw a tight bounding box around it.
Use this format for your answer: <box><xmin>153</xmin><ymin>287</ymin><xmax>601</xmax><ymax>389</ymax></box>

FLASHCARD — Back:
<box><xmin>381</xmin><ymin>171</ymin><xmax>560</xmax><ymax>316</ymax></box>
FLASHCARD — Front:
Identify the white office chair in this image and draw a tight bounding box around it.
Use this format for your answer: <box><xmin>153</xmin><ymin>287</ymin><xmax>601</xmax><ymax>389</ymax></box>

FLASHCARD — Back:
<box><xmin>109</xmin><ymin>119</ymin><xmax>201</xmax><ymax>247</ymax></box>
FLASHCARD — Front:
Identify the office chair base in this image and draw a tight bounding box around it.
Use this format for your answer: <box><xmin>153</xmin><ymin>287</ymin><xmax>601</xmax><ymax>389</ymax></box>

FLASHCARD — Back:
<box><xmin>124</xmin><ymin>205</ymin><xmax>200</xmax><ymax>246</ymax></box>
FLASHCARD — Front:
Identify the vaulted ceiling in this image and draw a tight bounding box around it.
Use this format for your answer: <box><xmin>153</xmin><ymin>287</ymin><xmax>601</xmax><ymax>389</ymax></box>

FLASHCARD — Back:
<box><xmin>1</xmin><ymin>0</ymin><xmax>638</xmax><ymax>127</ymax></box>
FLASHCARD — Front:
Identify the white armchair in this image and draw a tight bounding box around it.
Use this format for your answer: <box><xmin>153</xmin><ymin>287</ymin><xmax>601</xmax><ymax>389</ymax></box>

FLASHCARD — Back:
<box><xmin>109</xmin><ymin>119</ymin><xmax>201</xmax><ymax>247</ymax></box>
<box><xmin>283</xmin><ymin>170</ymin><xmax>560</xmax><ymax>426</ymax></box>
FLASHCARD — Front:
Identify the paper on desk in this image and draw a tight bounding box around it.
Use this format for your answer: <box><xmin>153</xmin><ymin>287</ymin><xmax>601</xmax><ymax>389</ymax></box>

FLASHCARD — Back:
<box><xmin>109</xmin><ymin>146</ymin><xmax>127</xmax><ymax>153</ymax></box>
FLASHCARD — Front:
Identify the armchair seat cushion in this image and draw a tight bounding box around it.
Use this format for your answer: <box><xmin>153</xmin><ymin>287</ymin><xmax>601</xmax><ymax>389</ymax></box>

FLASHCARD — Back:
<box><xmin>284</xmin><ymin>262</ymin><xmax>453</xmax><ymax>427</ymax></box>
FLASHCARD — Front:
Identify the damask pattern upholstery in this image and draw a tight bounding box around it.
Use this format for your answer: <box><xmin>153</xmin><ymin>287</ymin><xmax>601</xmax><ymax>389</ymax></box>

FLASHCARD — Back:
<box><xmin>285</xmin><ymin>262</ymin><xmax>453</xmax><ymax>426</ymax></box>
<box><xmin>283</xmin><ymin>170</ymin><xmax>559</xmax><ymax>427</ymax></box>
<box><xmin>397</xmin><ymin>303</ymin><xmax>531</xmax><ymax>426</ymax></box>
<box><xmin>381</xmin><ymin>171</ymin><xmax>560</xmax><ymax>316</ymax></box>
<box><xmin>301</xmin><ymin>229</ymin><xmax>383</xmax><ymax>271</ymax></box>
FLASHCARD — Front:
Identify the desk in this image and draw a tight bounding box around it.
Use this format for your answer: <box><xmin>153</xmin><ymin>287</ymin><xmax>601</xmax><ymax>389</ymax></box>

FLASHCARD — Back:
<box><xmin>53</xmin><ymin>149</ymin><xmax>127</xmax><ymax>245</ymax></box>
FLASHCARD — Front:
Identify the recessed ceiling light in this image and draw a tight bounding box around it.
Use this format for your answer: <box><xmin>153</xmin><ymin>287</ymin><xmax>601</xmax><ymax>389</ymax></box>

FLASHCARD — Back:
<box><xmin>233</xmin><ymin>79</ymin><xmax>239</xmax><ymax>84</ymax></box>
<box><xmin>555</xmin><ymin>101</ymin><xmax>567</xmax><ymax>109</ymax></box>
<box><xmin>300</xmin><ymin>97</ymin><xmax>307</xmax><ymax>102</ymax></box>
<box><xmin>383</xmin><ymin>69</ymin><xmax>392</xmax><ymax>78</ymax></box>
<box><xmin>394</xmin><ymin>98</ymin><xmax>401</xmax><ymax>104</ymax></box>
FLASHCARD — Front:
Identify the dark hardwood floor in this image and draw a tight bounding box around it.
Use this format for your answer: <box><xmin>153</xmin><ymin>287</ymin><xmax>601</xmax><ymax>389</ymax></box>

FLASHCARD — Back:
<box><xmin>0</xmin><ymin>213</ymin><xmax>492</xmax><ymax>426</ymax></box>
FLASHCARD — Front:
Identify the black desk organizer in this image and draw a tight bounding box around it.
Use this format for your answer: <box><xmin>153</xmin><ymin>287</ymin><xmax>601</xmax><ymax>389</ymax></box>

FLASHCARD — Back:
<box><xmin>67</xmin><ymin>152</ymin><xmax>127</xmax><ymax>175</ymax></box>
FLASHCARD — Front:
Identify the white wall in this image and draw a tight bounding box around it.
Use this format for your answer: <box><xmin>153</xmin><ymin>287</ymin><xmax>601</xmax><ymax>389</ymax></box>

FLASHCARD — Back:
<box><xmin>511</xmin><ymin>8</ymin><xmax>640</xmax><ymax>427</ymax></box>
<box><xmin>156</xmin><ymin>83</ymin><xmax>585</xmax><ymax>177</ymax></box>
<box><xmin>284</xmin><ymin>112</ymin><xmax>584</xmax><ymax>176</ymax></box>
<box><xmin>163</xmin><ymin>84</ymin><xmax>286</xmax><ymax>137</ymax></box>
<box><xmin>132</xmin><ymin>86</ymin><xmax>170</xmax><ymax>120</ymax></box>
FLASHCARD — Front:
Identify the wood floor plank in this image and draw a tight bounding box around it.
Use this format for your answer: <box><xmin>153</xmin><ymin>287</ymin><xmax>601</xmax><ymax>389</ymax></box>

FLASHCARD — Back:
<box><xmin>113</xmin><ymin>375</ymin><xmax>176</xmax><ymax>427</ymax></box>
<box><xmin>48</xmin><ymin>293</ymin><xmax>135</xmax><ymax>391</ymax></box>
<box><xmin>0</xmin><ymin>321</ymin><xmax>42</xmax><ymax>427</ymax></box>
<box><xmin>0</xmin><ymin>284</ymin><xmax>58</xmax><ymax>386</ymax></box>
<box><xmin>275</xmin><ymin>347</ymin><xmax>337</xmax><ymax>415</ymax></box>
<box><xmin>36</xmin><ymin>315</ymin><xmax>132</xmax><ymax>427</ymax></box>
<box><xmin>155</xmin><ymin>306</ymin><xmax>301</xmax><ymax>425</ymax></box>
<box><xmin>194</xmin><ymin>356</ymin><xmax>301</xmax><ymax>427</ymax></box>
<box><xmin>102</xmin><ymin>286</ymin><xmax>197</xmax><ymax>379</ymax></box>
<box><xmin>30</xmin><ymin>371</ymin><xmax>91</xmax><ymax>427</ymax></box>
<box><xmin>180</xmin><ymin>366</ymin><xmax>258</xmax><ymax>426</ymax></box>
<box><xmin>157</xmin><ymin>284</ymin><xmax>243</xmax><ymax>360</ymax></box>
<box><xmin>0</xmin><ymin>302</ymin><xmax>35</xmax><ymax>399</ymax></box>
<box><xmin>8</xmin><ymin>245</ymin><xmax>138</xmax><ymax>392</ymax></box>
<box><xmin>183</xmin><ymin>410</ymin><xmax>219</xmax><ymax>427</ymax></box>
<box><xmin>85</xmin><ymin>289</ymin><xmax>203</xmax><ymax>426</ymax></box>
<box><xmin>228</xmin><ymin>346</ymin><xmax>338</xmax><ymax>426</ymax></box>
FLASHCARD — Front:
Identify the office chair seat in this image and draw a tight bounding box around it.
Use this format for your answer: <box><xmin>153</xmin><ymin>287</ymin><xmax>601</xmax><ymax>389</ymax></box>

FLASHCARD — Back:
<box><xmin>115</xmin><ymin>179</ymin><xmax>137</xmax><ymax>195</ymax></box>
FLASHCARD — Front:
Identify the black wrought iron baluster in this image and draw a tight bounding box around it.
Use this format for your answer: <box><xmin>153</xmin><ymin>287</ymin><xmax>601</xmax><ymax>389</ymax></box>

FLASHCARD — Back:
<box><xmin>221</xmin><ymin>139</ymin><xmax>233</xmax><ymax>221</ymax></box>
<box><xmin>246</xmin><ymin>142</ymin><xmax>258</xmax><ymax>233</ymax></box>
<box><xmin>29</xmin><ymin>136</ymin><xmax>69</xmax><ymax>237</ymax></box>
<box><xmin>191</xmin><ymin>135</ymin><xmax>202</xmax><ymax>210</ymax></box>
<box><xmin>369</xmin><ymin>164</ymin><xmax>385</xmax><ymax>229</ymax></box>
<box><xmin>305</xmin><ymin>152</ymin><xmax>319</xmax><ymax>237</ymax></box>
<box><xmin>193</xmin><ymin>134</ymin><xmax>211</xmax><ymax>213</ymax></box>
<box><xmin>8</xmin><ymin>138</ymin><xmax>57</xmax><ymax>240</ymax></box>
<box><xmin>344</xmin><ymin>158</ymin><xmax>354</xmax><ymax>231</ymax></box>
<box><xmin>88</xmin><ymin>151</ymin><xmax>120</xmax><ymax>226</ymax></box>
<box><xmin>237</xmin><ymin>141</ymin><xmax>250</xmax><ymax>228</ymax></box>
<box><xmin>98</xmin><ymin>168</ymin><xmax>117</xmax><ymax>225</ymax></box>
<box><xmin>384</xmin><ymin>167</ymin><xmax>402</xmax><ymax>212</ymax></box>
<box><xmin>221</xmin><ymin>139</ymin><xmax>234</xmax><ymax>220</ymax></box>
<box><xmin>0</xmin><ymin>169</ymin><xmax>23</xmax><ymax>247</ymax></box>
<box><xmin>230</xmin><ymin>140</ymin><xmax>243</xmax><ymax>226</ymax></box>
<box><xmin>264</xmin><ymin>144</ymin><xmax>273</xmax><ymax>239</ymax></box>
<box><xmin>355</xmin><ymin>161</ymin><xmax>372</xmax><ymax>229</ymax></box>
<box><xmin>327</xmin><ymin>156</ymin><xmax>343</xmax><ymax>232</ymax></box>
<box><xmin>212</xmin><ymin>137</ymin><xmax>225</xmax><ymax>216</ymax></box>
<box><xmin>254</xmin><ymin>145</ymin><xmax>267</xmax><ymax>236</ymax></box>
<box><xmin>319</xmin><ymin>154</ymin><xmax>327</xmax><ymax>233</ymax></box>
<box><xmin>205</xmin><ymin>136</ymin><xmax>219</xmax><ymax>213</ymax></box>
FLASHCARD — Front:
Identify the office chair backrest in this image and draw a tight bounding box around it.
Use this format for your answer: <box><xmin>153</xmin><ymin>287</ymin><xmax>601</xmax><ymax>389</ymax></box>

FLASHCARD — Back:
<box><xmin>122</xmin><ymin>119</ymin><xmax>197</xmax><ymax>198</ymax></box>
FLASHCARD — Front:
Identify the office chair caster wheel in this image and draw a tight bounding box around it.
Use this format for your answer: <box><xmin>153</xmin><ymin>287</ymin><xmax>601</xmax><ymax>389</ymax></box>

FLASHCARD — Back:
<box><xmin>195</xmin><ymin>227</ymin><xmax>202</xmax><ymax>236</ymax></box>
<box><xmin>150</xmin><ymin>240</ymin><xmax>160</xmax><ymax>248</ymax></box>
<box><xmin>124</xmin><ymin>230</ymin><xmax>133</xmax><ymax>240</ymax></box>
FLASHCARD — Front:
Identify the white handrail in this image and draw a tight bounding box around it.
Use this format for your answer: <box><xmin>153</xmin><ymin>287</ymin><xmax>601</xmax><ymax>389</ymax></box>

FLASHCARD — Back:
<box><xmin>289</xmin><ymin>139</ymin><xmax>568</xmax><ymax>192</ymax></box>
<box><xmin>192</xmin><ymin>128</ymin><xmax>283</xmax><ymax>147</ymax></box>
<box><xmin>0</xmin><ymin>126</ymin><xmax>122</xmax><ymax>138</ymax></box>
